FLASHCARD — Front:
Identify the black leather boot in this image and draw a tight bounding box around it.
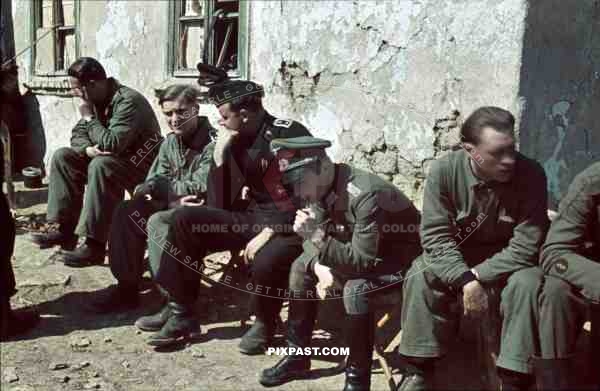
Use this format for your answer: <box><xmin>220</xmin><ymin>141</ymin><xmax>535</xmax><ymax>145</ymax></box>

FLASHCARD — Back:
<box><xmin>343</xmin><ymin>313</ymin><xmax>375</xmax><ymax>391</ymax></box>
<box><xmin>239</xmin><ymin>319</ymin><xmax>277</xmax><ymax>355</ymax></box>
<box><xmin>395</xmin><ymin>355</ymin><xmax>434</xmax><ymax>391</ymax></box>
<box><xmin>146</xmin><ymin>301</ymin><xmax>201</xmax><ymax>347</ymax></box>
<box><xmin>533</xmin><ymin>357</ymin><xmax>573</xmax><ymax>391</ymax></box>
<box><xmin>30</xmin><ymin>225</ymin><xmax>77</xmax><ymax>250</ymax></box>
<box><xmin>88</xmin><ymin>284</ymin><xmax>139</xmax><ymax>314</ymax></box>
<box><xmin>395</xmin><ymin>374</ymin><xmax>427</xmax><ymax>391</ymax></box>
<box><xmin>1</xmin><ymin>296</ymin><xmax>39</xmax><ymax>341</ymax></box>
<box><xmin>497</xmin><ymin>367</ymin><xmax>533</xmax><ymax>391</ymax></box>
<box><xmin>239</xmin><ymin>296</ymin><xmax>281</xmax><ymax>355</ymax></box>
<box><xmin>259</xmin><ymin>299</ymin><xmax>317</xmax><ymax>387</ymax></box>
<box><xmin>135</xmin><ymin>303</ymin><xmax>172</xmax><ymax>332</ymax></box>
<box><xmin>61</xmin><ymin>239</ymin><xmax>105</xmax><ymax>267</ymax></box>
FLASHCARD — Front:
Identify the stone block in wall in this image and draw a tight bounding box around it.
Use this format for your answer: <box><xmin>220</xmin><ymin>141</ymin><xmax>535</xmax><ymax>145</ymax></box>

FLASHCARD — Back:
<box><xmin>372</xmin><ymin>150</ymin><xmax>397</xmax><ymax>175</ymax></box>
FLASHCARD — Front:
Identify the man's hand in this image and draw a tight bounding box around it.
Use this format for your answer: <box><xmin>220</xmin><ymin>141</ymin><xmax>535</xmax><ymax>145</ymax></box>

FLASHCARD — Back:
<box><xmin>79</xmin><ymin>100</ymin><xmax>94</xmax><ymax>118</ymax></box>
<box><xmin>213</xmin><ymin>129</ymin><xmax>239</xmax><ymax>167</ymax></box>
<box><xmin>462</xmin><ymin>280</ymin><xmax>489</xmax><ymax>318</ymax></box>
<box><xmin>314</xmin><ymin>262</ymin><xmax>334</xmax><ymax>299</ymax></box>
<box><xmin>243</xmin><ymin>228</ymin><xmax>275</xmax><ymax>264</ymax></box>
<box><xmin>293</xmin><ymin>208</ymin><xmax>320</xmax><ymax>240</ymax></box>
<box><xmin>85</xmin><ymin>144</ymin><xmax>112</xmax><ymax>158</ymax></box>
<box><xmin>169</xmin><ymin>195</ymin><xmax>204</xmax><ymax>208</ymax></box>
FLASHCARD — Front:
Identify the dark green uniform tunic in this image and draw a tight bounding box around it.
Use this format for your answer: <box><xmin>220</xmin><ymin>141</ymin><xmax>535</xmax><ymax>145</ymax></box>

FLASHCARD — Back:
<box><xmin>286</xmin><ymin>163</ymin><xmax>421</xmax><ymax>349</ymax></box>
<box><xmin>46</xmin><ymin>78</ymin><xmax>162</xmax><ymax>243</ymax></box>
<box><xmin>399</xmin><ymin>149</ymin><xmax>549</xmax><ymax>374</ymax></box>
<box><xmin>156</xmin><ymin>113</ymin><xmax>311</xmax><ymax>321</ymax></box>
<box><xmin>539</xmin><ymin>161</ymin><xmax>600</xmax><ymax>359</ymax></box>
<box><xmin>293</xmin><ymin>163</ymin><xmax>422</xmax><ymax>280</ymax></box>
<box><xmin>108</xmin><ymin>118</ymin><xmax>215</xmax><ymax>288</ymax></box>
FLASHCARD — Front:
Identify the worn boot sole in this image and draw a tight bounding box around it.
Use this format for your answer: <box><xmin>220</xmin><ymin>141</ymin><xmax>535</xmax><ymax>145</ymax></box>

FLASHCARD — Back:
<box><xmin>146</xmin><ymin>330</ymin><xmax>203</xmax><ymax>348</ymax></box>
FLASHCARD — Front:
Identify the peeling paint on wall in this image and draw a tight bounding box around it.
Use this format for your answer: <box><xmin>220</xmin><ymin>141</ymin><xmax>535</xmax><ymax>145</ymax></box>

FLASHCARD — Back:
<box><xmin>96</xmin><ymin>0</ymin><xmax>131</xmax><ymax>78</ymax></box>
<box><xmin>251</xmin><ymin>0</ymin><xmax>526</xmax><ymax>204</ymax></box>
<box><xmin>12</xmin><ymin>0</ymin><xmax>532</xmax><ymax>206</ymax></box>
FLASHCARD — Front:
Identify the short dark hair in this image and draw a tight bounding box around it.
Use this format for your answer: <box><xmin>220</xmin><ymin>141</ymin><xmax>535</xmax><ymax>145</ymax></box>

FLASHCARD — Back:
<box><xmin>460</xmin><ymin>106</ymin><xmax>515</xmax><ymax>144</ymax></box>
<box><xmin>67</xmin><ymin>57</ymin><xmax>106</xmax><ymax>84</ymax></box>
<box><xmin>228</xmin><ymin>94</ymin><xmax>263</xmax><ymax>113</ymax></box>
<box><xmin>156</xmin><ymin>84</ymin><xmax>200</xmax><ymax>106</ymax></box>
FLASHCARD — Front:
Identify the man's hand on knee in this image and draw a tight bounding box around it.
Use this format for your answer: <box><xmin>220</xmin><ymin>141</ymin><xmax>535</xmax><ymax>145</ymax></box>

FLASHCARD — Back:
<box><xmin>462</xmin><ymin>280</ymin><xmax>489</xmax><ymax>318</ymax></box>
<box><xmin>85</xmin><ymin>144</ymin><xmax>112</xmax><ymax>158</ymax></box>
<box><xmin>243</xmin><ymin>227</ymin><xmax>274</xmax><ymax>264</ymax></box>
<box><xmin>314</xmin><ymin>261</ymin><xmax>334</xmax><ymax>299</ymax></box>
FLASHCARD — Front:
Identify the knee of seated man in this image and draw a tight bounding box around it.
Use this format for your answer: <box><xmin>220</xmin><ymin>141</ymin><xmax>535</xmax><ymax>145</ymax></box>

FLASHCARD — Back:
<box><xmin>539</xmin><ymin>275</ymin><xmax>574</xmax><ymax>308</ymax></box>
<box><xmin>503</xmin><ymin>267</ymin><xmax>544</xmax><ymax>299</ymax></box>
<box><xmin>288</xmin><ymin>258</ymin><xmax>311</xmax><ymax>291</ymax></box>
<box><xmin>87</xmin><ymin>155</ymin><xmax>115</xmax><ymax>177</ymax></box>
<box><xmin>51</xmin><ymin>147</ymin><xmax>80</xmax><ymax>168</ymax></box>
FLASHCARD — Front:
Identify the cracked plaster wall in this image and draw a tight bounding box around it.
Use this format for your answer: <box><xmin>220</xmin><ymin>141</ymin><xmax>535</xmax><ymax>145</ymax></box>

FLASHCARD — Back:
<box><xmin>250</xmin><ymin>0</ymin><xmax>527</xmax><ymax>206</ymax></box>
<box><xmin>12</xmin><ymin>0</ymin><xmax>528</xmax><ymax>207</ymax></box>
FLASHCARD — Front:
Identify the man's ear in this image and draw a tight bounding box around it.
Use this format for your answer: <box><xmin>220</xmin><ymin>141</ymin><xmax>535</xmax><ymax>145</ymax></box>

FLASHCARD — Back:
<box><xmin>239</xmin><ymin>108</ymin><xmax>249</xmax><ymax>120</ymax></box>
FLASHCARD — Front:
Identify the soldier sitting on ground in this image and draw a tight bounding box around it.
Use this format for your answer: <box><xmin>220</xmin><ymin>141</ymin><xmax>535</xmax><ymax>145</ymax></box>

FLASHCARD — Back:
<box><xmin>396</xmin><ymin>106</ymin><xmax>550</xmax><ymax>391</ymax></box>
<box><xmin>259</xmin><ymin>136</ymin><xmax>422</xmax><ymax>391</ymax></box>
<box><xmin>30</xmin><ymin>57</ymin><xmax>162</xmax><ymax>267</ymax></box>
<box><xmin>143</xmin><ymin>70</ymin><xmax>312</xmax><ymax>349</ymax></box>
<box><xmin>87</xmin><ymin>84</ymin><xmax>216</xmax><ymax>318</ymax></box>
<box><xmin>537</xmin><ymin>163</ymin><xmax>600</xmax><ymax>390</ymax></box>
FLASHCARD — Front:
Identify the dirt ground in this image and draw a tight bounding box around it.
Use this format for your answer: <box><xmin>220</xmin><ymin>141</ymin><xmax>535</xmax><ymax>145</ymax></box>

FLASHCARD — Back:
<box><xmin>1</xmin><ymin>187</ymin><xmax>597</xmax><ymax>391</ymax></box>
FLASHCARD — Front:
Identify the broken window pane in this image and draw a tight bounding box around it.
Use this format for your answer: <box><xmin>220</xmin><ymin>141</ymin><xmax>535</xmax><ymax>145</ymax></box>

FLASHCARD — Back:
<box><xmin>213</xmin><ymin>1</ymin><xmax>238</xmax><ymax>71</ymax></box>
<box><xmin>178</xmin><ymin>21</ymin><xmax>204</xmax><ymax>70</ymax></box>
<box><xmin>184</xmin><ymin>0</ymin><xmax>203</xmax><ymax>16</ymax></box>
<box><xmin>171</xmin><ymin>0</ymin><xmax>244</xmax><ymax>76</ymax></box>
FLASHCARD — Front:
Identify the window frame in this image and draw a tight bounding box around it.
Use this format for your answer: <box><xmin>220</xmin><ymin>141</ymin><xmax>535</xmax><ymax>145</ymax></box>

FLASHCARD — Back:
<box><xmin>166</xmin><ymin>0</ymin><xmax>248</xmax><ymax>80</ymax></box>
<box><xmin>29</xmin><ymin>0</ymin><xmax>81</xmax><ymax>78</ymax></box>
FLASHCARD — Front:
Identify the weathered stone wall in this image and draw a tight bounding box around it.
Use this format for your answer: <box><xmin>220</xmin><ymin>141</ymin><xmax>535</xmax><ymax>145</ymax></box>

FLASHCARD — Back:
<box><xmin>12</xmin><ymin>0</ymin><xmax>529</xmax><ymax>206</ymax></box>
<box><xmin>249</xmin><ymin>0</ymin><xmax>527</xmax><ymax>206</ymax></box>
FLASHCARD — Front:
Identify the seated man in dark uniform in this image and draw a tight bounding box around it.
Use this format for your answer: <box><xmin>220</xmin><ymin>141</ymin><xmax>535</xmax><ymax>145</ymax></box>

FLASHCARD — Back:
<box><xmin>397</xmin><ymin>107</ymin><xmax>549</xmax><ymax>391</ymax></box>
<box><xmin>88</xmin><ymin>84</ymin><xmax>216</xmax><ymax>315</ymax></box>
<box><xmin>259</xmin><ymin>136</ymin><xmax>422</xmax><ymax>391</ymax></box>
<box><xmin>143</xmin><ymin>77</ymin><xmax>312</xmax><ymax>348</ymax></box>
<box><xmin>31</xmin><ymin>57</ymin><xmax>162</xmax><ymax>266</ymax></box>
<box><xmin>538</xmin><ymin>163</ymin><xmax>600</xmax><ymax>390</ymax></box>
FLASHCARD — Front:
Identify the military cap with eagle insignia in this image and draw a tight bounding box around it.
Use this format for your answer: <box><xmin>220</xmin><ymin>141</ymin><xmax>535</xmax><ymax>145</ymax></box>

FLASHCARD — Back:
<box><xmin>270</xmin><ymin>136</ymin><xmax>332</xmax><ymax>185</ymax></box>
